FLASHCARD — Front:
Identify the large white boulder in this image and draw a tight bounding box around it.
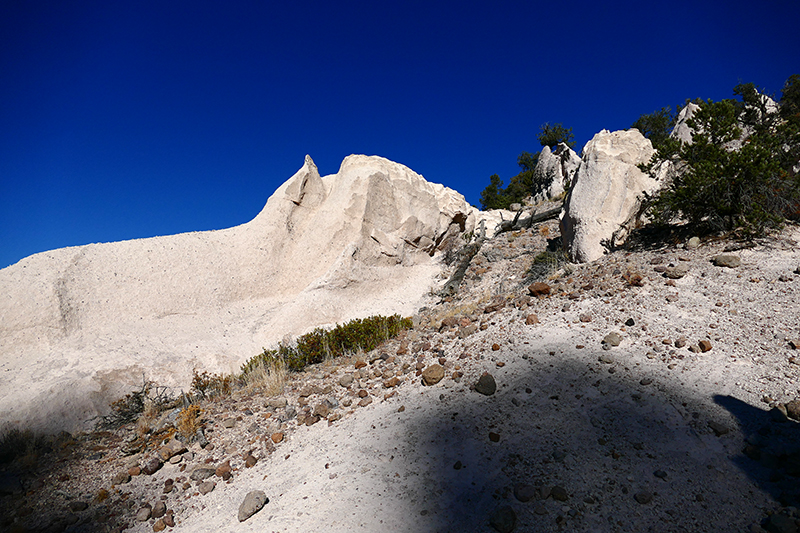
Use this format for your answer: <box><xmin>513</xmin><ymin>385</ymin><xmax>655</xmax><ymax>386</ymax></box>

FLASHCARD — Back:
<box><xmin>532</xmin><ymin>143</ymin><xmax>581</xmax><ymax>203</ymax></box>
<box><xmin>0</xmin><ymin>155</ymin><xmax>474</xmax><ymax>433</ymax></box>
<box><xmin>559</xmin><ymin>130</ymin><xmax>659</xmax><ymax>263</ymax></box>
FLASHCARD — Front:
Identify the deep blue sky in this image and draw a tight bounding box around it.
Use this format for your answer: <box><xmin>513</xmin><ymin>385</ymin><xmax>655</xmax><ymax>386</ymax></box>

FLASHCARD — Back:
<box><xmin>2</xmin><ymin>0</ymin><xmax>798</xmax><ymax>269</ymax></box>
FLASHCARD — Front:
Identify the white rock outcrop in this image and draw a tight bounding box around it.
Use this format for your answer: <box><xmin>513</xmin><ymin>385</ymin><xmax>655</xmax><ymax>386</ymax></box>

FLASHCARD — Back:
<box><xmin>0</xmin><ymin>155</ymin><xmax>474</xmax><ymax>433</ymax></box>
<box><xmin>559</xmin><ymin>130</ymin><xmax>659</xmax><ymax>263</ymax></box>
<box><xmin>532</xmin><ymin>143</ymin><xmax>581</xmax><ymax>203</ymax></box>
<box><xmin>671</xmin><ymin>102</ymin><xmax>700</xmax><ymax>145</ymax></box>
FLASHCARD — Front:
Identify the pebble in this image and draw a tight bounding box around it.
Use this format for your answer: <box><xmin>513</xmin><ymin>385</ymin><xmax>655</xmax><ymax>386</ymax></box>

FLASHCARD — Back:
<box><xmin>338</xmin><ymin>374</ymin><xmax>354</xmax><ymax>388</ymax></box>
<box><xmin>222</xmin><ymin>417</ymin><xmax>236</xmax><ymax>429</ymax></box>
<box><xmin>634</xmin><ymin>491</ymin><xmax>653</xmax><ymax>504</ymax></box>
<box><xmin>136</xmin><ymin>506</ymin><xmax>152</xmax><ymax>522</ymax></box>
<box><xmin>238</xmin><ymin>490</ymin><xmax>268</xmax><ymax>522</ymax></box>
<box><xmin>190</xmin><ymin>467</ymin><xmax>215</xmax><ymax>481</ymax></box>
<box><xmin>210</xmin><ymin>460</ymin><xmax>230</xmax><ymax>482</ymax></box>
<box><xmin>698</xmin><ymin>340</ymin><xmax>713</xmax><ymax>352</ymax></box>
<box><xmin>152</xmin><ymin>501</ymin><xmax>167</xmax><ymax>519</ymax></box>
<box><xmin>551</xmin><ymin>486</ymin><xmax>568</xmax><ymax>501</ymax></box>
<box><xmin>579</xmin><ymin>313</ymin><xmax>592</xmax><ymax>323</ymax></box>
<box><xmin>199</xmin><ymin>481</ymin><xmax>216</xmax><ymax>495</ymax></box>
<box><xmin>153</xmin><ymin>518</ymin><xmax>166</xmax><ymax>531</ymax></box>
<box><xmin>513</xmin><ymin>483</ymin><xmax>536</xmax><ymax>502</ymax></box>
<box><xmin>603</xmin><ymin>332</ymin><xmax>622</xmax><ymax>347</ymax></box>
<box><xmin>525</xmin><ymin>314</ymin><xmax>539</xmax><ymax>325</ymax></box>
<box><xmin>112</xmin><ymin>471</ymin><xmax>131</xmax><ymax>485</ymax></box>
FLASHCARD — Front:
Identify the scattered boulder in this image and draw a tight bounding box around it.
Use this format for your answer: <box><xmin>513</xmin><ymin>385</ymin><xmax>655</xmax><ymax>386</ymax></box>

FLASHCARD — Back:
<box><xmin>560</xmin><ymin>129</ymin><xmax>661</xmax><ymax>263</ymax></box>
<box><xmin>785</xmin><ymin>399</ymin><xmax>800</xmax><ymax>421</ymax></box>
<box><xmin>711</xmin><ymin>255</ymin><xmax>741</xmax><ymax>268</ymax></box>
<box><xmin>664</xmin><ymin>264</ymin><xmax>689</xmax><ymax>279</ymax></box>
<box><xmin>475</xmin><ymin>373</ymin><xmax>497</xmax><ymax>396</ymax></box>
<box><xmin>141</xmin><ymin>457</ymin><xmax>163</xmax><ymax>476</ymax></box>
<box><xmin>238</xmin><ymin>490</ymin><xmax>268</xmax><ymax>522</ymax></box>
<box><xmin>528</xmin><ymin>282</ymin><xmax>551</xmax><ymax>297</ymax></box>
<box><xmin>699</xmin><ymin>340</ymin><xmax>713</xmax><ymax>352</ymax></box>
<box><xmin>199</xmin><ymin>481</ymin><xmax>216</xmax><ymax>495</ymax></box>
<box><xmin>421</xmin><ymin>365</ymin><xmax>445</xmax><ymax>386</ymax></box>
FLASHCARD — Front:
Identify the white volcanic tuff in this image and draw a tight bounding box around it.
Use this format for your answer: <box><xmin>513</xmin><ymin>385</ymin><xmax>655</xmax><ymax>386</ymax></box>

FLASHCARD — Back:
<box><xmin>532</xmin><ymin>142</ymin><xmax>581</xmax><ymax>203</ymax></box>
<box><xmin>0</xmin><ymin>155</ymin><xmax>475</xmax><ymax>433</ymax></box>
<box><xmin>559</xmin><ymin>129</ymin><xmax>659</xmax><ymax>263</ymax></box>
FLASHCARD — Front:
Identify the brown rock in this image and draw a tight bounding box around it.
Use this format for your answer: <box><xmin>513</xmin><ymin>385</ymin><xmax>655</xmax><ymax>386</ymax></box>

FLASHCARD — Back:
<box><xmin>271</xmin><ymin>432</ymin><xmax>284</xmax><ymax>444</ymax></box>
<box><xmin>128</xmin><ymin>466</ymin><xmax>141</xmax><ymax>476</ymax></box>
<box><xmin>199</xmin><ymin>480</ymin><xmax>216</xmax><ymax>494</ymax></box>
<box><xmin>313</xmin><ymin>403</ymin><xmax>330</xmax><ymax>418</ymax></box>
<box><xmin>358</xmin><ymin>397</ymin><xmax>373</xmax><ymax>407</ymax></box>
<box><xmin>579</xmin><ymin>313</ymin><xmax>592</xmax><ymax>322</ymax></box>
<box><xmin>528</xmin><ymin>282</ymin><xmax>551</xmax><ymax>297</ymax></box>
<box><xmin>163</xmin><ymin>512</ymin><xmax>175</xmax><ymax>528</ymax></box>
<box><xmin>153</xmin><ymin>519</ymin><xmax>166</xmax><ymax>532</ymax></box>
<box><xmin>488</xmin><ymin>432</ymin><xmax>500</xmax><ymax>442</ymax></box>
<box><xmin>357</xmin><ymin>389</ymin><xmax>369</xmax><ymax>398</ymax></box>
<box><xmin>112</xmin><ymin>471</ymin><xmax>131</xmax><ymax>485</ymax></box>
<box><xmin>492</xmin><ymin>343</ymin><xmax>501</xmax><ymax>351</ymax></box>
<box><xmin>383</xmin><ymin>376</ymin><xmax>402</xmax><ymax>388</ymax></box>
<box><xmin>215</xmin><ymin>461</ymin><xmax>232</xmax><ymax>480</ymax></box>
<box><xmin>421</xmin><ymin>364</ymin><xmax>445</xmax><ymax>386</ymax></box>
<box><xmin>786</xmin><ymin>399</ymin><xmax>800</xmax><ymax>421</ymax></box>
<box><xmin>698</xmin><ymin>340</ymin><xmax>712</xmax><ymax>352</ymax></box>
<box><xmin>152</xmin><ymin>501</ymin><xmax>166</xmax><ymax>519</ymax></box>
<box><xmin>525</xmin><ymin>314</ymin><xmax>539</xmax><ymax>325</ymax></box>
<box><xmin>354</xmin><ymin>361</ymin><xmax>367</xmax><ymax>369</ymax></box>
<box><xmin>142</xmin><ymin>457</ymin><xmax>163</xmax><ymax>476</ymax></box>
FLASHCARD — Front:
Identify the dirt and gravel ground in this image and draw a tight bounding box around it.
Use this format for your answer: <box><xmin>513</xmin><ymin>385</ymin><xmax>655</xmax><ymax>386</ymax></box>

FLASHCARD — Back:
<box><xmin>2</xmin><ymin>219</ymin><xmax>800</xmax><ymax>533</ymax></box>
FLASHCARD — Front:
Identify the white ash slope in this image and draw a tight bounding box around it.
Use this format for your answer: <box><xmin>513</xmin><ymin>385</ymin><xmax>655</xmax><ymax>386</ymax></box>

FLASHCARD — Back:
<box><xmin>122</xmin><ymin>223</ymin><xmax>800</xmax><ymax>533</ymax></box>
<box><xmin>0</xmin><ymin>155</ymin><xmax>476</xmax><ymax>434</ymax></box>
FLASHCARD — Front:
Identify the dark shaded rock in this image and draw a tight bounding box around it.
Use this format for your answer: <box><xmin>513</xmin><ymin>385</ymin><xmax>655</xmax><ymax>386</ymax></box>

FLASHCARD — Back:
<box><xmin>152</xmin><ymin>501</ymin><xmax>166</xmax><ymax>519</ymax></box>
<box><xmin>528</xmin><ymin>282</ymin><xmax>551</xmax><ymax>297</ymax></box>
<box><xmin>513</xmin><ymin>483</ymin><xmax>536</xmax><ymax>502</ymax></box>
<box><xmin>634</xmin><ymin>491</ymin><xmax>653</xmax><ymax>504</ymax></box>
<box><xmin>475</xmin><ymin>373</ymin><xmax>497</xmax><ymax>396</ymax></box>
<box><xmin>550</xmin><ymin>486</ymin><xmax>568</xmax><ymax>501</ymax></box>
<box><xmin>489</xmin><ymin>505</ymin><xmax>516</xmax><ymax>533</ymax></box>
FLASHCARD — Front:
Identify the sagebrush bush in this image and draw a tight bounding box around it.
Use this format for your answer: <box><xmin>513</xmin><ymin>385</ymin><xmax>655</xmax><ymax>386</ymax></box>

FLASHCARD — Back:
<box><xmin>191</xmin><ymin>371</ymin><xmax>235</xmax><ymax>399</ymax></box>
<box><xmin>241</xmin><ymin>314</ymin><xmax>413</xmax><ymax>374</ymax></box>
<box><xmin>176</xmin><ymin>405</ymin><xmax>203</xmax><ymax>441</ymax></box>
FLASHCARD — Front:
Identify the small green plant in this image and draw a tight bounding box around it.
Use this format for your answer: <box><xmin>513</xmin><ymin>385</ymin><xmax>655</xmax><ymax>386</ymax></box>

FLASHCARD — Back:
<box><xmin>241</xmin><ymin>314</ymin><xmax>413</xmax><ymax>374</ymax></box>
<box><xmin>526</xmin><ymin>250</ymin><xmax>568</xmax><ymax>281</ymax></box>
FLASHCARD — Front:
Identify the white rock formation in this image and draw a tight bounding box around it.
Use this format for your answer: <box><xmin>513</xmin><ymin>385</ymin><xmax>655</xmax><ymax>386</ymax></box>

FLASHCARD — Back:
<box><xmin>671</xmin><ymin>102</ymin><xmax>700</xmax><ymax>144</ymax></box>
<box><xmin>532</xmin><ymin>143</ymin><xmax>581</xmax><ymax>203</ymax></box>
<box><xmin>0</xmin><ymin>155</ymin><xmax>475</xmax><ymax>433</ymax></box>
<box><xmin>559</xmin><ymin>130</ymin><xmax>660</xmax><ymax>263</ymax></box>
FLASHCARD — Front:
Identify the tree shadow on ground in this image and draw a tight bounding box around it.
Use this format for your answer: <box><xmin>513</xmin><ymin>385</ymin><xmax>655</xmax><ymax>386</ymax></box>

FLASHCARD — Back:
<box><xmin>400</xmin><ymin>345</ymin><xmax>793</xmax><ymax>533</ymax></box>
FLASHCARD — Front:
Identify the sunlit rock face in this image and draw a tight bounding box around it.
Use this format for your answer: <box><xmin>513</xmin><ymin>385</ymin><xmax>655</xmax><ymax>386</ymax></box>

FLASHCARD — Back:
<box><xmin>0</xmin><ymin>154</ymin><xmax>475</xmax><ymax>433</ymax></box>
<box><xmin>559</xmin><ymin>129</ymin><xmax>659</xmax><ymax>263</ymax></box>
<box><xmin>532</xmin><ymin>143</ymin><xmax>581</xmax><ymax>203</ymax></box>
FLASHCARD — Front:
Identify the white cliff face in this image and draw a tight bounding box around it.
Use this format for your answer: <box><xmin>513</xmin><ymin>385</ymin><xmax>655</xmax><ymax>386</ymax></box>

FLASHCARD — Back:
<box><xmin>559</xmin><ymin>130</ymin><xmax>659</xmax><ymax>263</ymax></box>
<box><xmin>532</xmin><ymin>143</ymin><xmax>581</xmax><ymax>203</ymax></box>
<box><xmin>671</xmin><ymin>102</ymin><xmax>701</xmax><ymax>145</ymax></box>
<box><xmin>0</xmin><ymin>155</ymin><xmax>474</xmax><ymax>433</ymax></box>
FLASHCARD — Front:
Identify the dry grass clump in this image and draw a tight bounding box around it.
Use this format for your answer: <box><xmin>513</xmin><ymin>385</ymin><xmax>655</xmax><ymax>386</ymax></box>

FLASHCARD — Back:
<box><xmin>242</xmin><ymin>357</ymin><xmax>287</xmax><ymax>396</ymax></box>
<box><xmin>176</xmin><ymin>405</ymin><xmax>203</xmax><ymax>442</ymax></box>
<box><xmin>191</xmin><ymin>371</ymin><xmax>236</xmax><ymax>399</ymax></box>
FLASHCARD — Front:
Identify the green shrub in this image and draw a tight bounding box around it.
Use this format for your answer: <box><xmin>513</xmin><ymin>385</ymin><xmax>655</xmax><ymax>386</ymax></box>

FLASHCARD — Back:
<box><xmin>241</xmin><ymin>314</ymin><xmax>413</xmax><ymax>374</ymax></box>
<box><xmin>643</xmin><ymin>76</ymin><xmax>800</xmax><ymax>237</ymax></box>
